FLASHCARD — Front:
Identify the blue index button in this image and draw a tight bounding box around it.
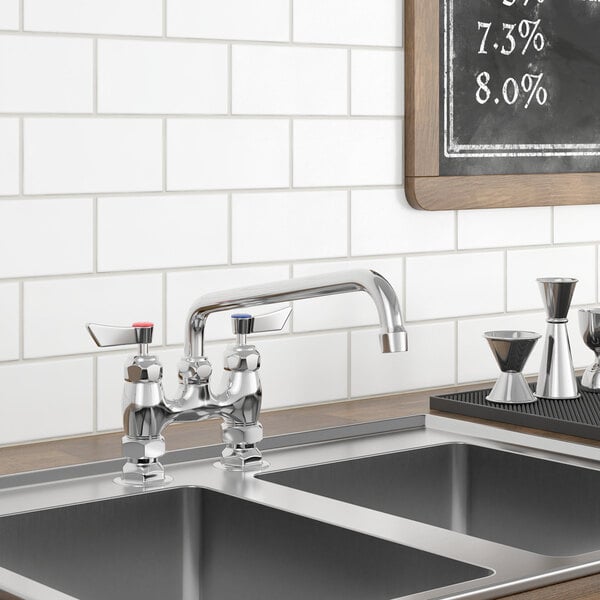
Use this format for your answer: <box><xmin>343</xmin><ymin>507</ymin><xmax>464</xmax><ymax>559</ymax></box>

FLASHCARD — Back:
<box><xmin>232</xmin><ymin>313</ymin><xmax>252</xmax><ymax>319</ymax></box>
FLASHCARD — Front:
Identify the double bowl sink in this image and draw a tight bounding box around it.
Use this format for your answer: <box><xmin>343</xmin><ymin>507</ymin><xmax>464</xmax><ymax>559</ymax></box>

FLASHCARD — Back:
<box><xmin>1</xmin><ymin>415</ymin><xmax>600</xmax><ymax>599</ymax></box>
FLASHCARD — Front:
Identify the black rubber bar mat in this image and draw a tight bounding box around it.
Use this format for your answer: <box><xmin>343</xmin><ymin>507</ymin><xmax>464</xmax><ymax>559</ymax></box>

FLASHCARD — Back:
<box><xmin>430</xmin><ymin>382</ymin><xmax>600</xmax><ymax>441</ymax></box>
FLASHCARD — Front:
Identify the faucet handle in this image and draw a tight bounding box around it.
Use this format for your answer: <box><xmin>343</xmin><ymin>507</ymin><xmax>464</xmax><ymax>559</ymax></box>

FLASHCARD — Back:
<box><xmin>87</xmin><ymin>322</ymin><xmax>154</xmax><ymax>349</ymax></box>
<box><xmin>231</xmin><ymin>307</ymin><xmax>292</xmax><ymax>336</ymax></box>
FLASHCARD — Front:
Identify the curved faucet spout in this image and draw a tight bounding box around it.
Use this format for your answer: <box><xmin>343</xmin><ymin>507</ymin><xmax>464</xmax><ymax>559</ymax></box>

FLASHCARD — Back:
<box><xmin>184</xmin><ymin>269</ymin><xmax>407</xmax><ymax>358</ymax></box>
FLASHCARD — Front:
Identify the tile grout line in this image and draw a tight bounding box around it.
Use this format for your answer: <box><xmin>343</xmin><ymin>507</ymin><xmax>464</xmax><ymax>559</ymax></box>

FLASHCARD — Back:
<box><xmin>93</xmin><ymin>197</ymin><xmax>98</xmax><ymax>273</ymax></box>
<box><xmin>596</xmin><ymin>244</ymin><xmax>599</xmax><ymax>303</ymax></box>
<box><xmin>93</xmin><ymin>38</ymin><xmax>98</xmax><ymax>113</ymax></box>
<box><xmin>0</xmin><ymin>241</ymin><xmax>596</xmax><ymax>284</ymax></box>
<box><xmin>288</xmin><ymin>263</ymin><xmax>294</xmax><ymax>333</ymax></box>
<box><xmin>0</xmin><ymin>112</ymin><xmax>404</xmax><ymax>121</ymax></box>
<box><xmin>289</xmin><ymin>119</ymin><xmax>294</xmax><ymax>188</ymax></box>
<box><xmin>503</xmin><ymin>249</ymin><xmax>508</xmax><ymax>313</ymax></box>
<box><xmin>92</xmin><ymin>355</ymin><xmax>98</xmax><ymax>433</ymax></box>
<box><xmin>402</xmin><ymin>255</ymin><xmax>407</xmax><ymax>322</ymax></box>
<box><xmin>18</xmin><ymin>117</ymin><xmax>23</xmax><ymax>194</ymax></box>
<box><xmin>162</xmin><ymin>118</ymin><xmax>167</xmax><ymax>191</ymax></box>
<box><xmin>454</xmin><ymin>320</ymin><xmax>459</xmax><ymax>385</ymax></box>
<box><xmin>18</xmin><ymin>0</ymin><xmax>23</xmax><ymax>31</ymax></box>
<box><xmin>18</xmin><ymin>281</ymin><xmax>24</xmax><ymax>360</ymax></box>
<box><xmin>454</xmin><ymin>211</ymin><xmax>459</xmax><ymax>250</ymax></box>
<box><xmin>347</xmin><ymin>330</ymin><xmax>352</xmax><ymax>400</ymax></box>
<box><xmin>1</xmin><ymin>186</ymin><xmax>407</xmax><ymax>200</ymax></box>
<box><xmin>347</xmin><ymin>49</ymin><xmax>352</xmax><ymax>115</ymax></box>
<box><xmin>347</xmin><ymin>190</ymin><xmax>352</xmax><ymax>257</ymax></box>
<box><xmin>0</xmin><ymin>29</ymin><xmax>404</xmax><ymax>51</ymax></box>
<box><xmin>162</xmin><ymin>0</ymin><xmax>167</xmax><ymax>38</ymax></box>
<box><xmin>162</xmin><ymin>272</ymin><xmax>167</xmax><ymax>347</ymax></box>
<box><xmin>227</xmin><ymin>193</ymin><xmax>233</xmax><ymax>265</ymax></box>
<box><xmin>289</xmin><ymin>0</ymin><xmax>294</xmax><ymax>42</ymax></box>
<box><xmin>227</xmin><ymin>44</ymin><xmax>233</xmax><ymax>115</ymax></box>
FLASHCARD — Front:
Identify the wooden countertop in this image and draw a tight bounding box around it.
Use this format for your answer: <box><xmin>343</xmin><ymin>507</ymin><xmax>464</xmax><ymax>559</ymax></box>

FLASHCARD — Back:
<box><xmin>1</xmin><ymin>382</ymin><xmax>599</xmax><ymax>600</ymax></box>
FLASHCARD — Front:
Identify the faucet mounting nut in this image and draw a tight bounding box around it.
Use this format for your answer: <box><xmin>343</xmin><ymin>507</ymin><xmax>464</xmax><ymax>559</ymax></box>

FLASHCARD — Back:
<box><xmin>122</xmin><ymin>436</ymin><xmax>166</xmax><ymax>461</ymax></box>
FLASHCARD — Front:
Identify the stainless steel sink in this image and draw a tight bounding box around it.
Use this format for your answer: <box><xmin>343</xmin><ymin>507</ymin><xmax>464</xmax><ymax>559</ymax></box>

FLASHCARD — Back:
<box><xmin>258</xmin><ymin>442</ymin><xmax>600</xmax><ymax>556</ymax></box>
<box><xmin>2</xmin><ymin>414</ymin><xmax>600</xmax><ymax>599</ymax></box>
<box><xmin>0</xmin><ymin>487</ymin><xmax>489</xmax><ymax>600</ymax></box>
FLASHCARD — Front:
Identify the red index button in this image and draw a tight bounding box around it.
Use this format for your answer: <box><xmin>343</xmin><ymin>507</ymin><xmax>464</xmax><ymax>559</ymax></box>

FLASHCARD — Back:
<box><xmin>132</xmin><ymin>322</ymin><xmax>154</xmax><ymax>328</ymax></box>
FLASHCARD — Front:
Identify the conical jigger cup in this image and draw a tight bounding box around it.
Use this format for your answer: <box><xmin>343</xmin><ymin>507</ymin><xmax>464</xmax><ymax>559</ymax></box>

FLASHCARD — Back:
<box><xmin>484</xmin><ymin>331</ymin><xmax>541</xmax><ymax>404</ymax></box>
<box><xmin>579</xmin><ymin>308</ymin><xmax>600</xmax><ymax>391</ymax></box>
<box><xmin>535</xmin><ymin>277</ymin><xmax>579</xmax><ymax>400</ymax></box>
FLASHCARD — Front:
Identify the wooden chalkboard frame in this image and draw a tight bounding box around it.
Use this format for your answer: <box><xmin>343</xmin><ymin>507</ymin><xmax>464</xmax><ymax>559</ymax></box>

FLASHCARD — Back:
<box><xmin>405</xmin><ymin>0</ymin><xmax>600</xmax><ymax>211</ymax></box>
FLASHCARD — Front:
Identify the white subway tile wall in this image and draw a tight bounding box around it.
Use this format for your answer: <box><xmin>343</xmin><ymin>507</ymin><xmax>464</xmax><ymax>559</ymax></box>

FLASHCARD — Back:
<box><xmin>25</xmin><ymin>0</ymin><xmax>163</xmax><ymax>36</ymax></box>
<box><xmin>0</xmin><ymin>0</ymin><xmax>18</xmax><ymax>30</ymax></box>
<box><xmin>232</xmin><ymin>191</ymin><xmax>347</xmax><ymax>262</ymax></box>
<box><xmin>24</xmin><ymin>118</ymin><xmax>163</xmax><ymax>194</ymax></box>
<box><xmin>98</xmin><ymin>40</ymin><xmax>228</xmax><ymax>115</ymax></box>
<box><xmin>258</xmin><ymin>332</ymin><xmax>348</xmax><ymax>409</ymax></box>
<box><xmin>457</xmin><ymin>207</ymin><xmax>552</xmax><ymax>250</ymax></box>
<box><xmin>0</xmin><ymin>358</ymin><xmax>94</xmax><ymax>444</ymax></box>
<box><xmin>167</xmin><ymin>0</ymin><xmax>289</xmax><ymax>42</ymax></box>
<box><xmin>232</xmin><ymin>45</ymin><xmax>348</xmax><ymax>115</ymax></box>
<box><xmin>351</xmin><ymin>189</ymin><xmax>454</xmax><ymax>255</ymax></box>
<box><xmin>293</xmin><ymin>0</ymin><xmax>401</xmax><ymax>46</ymax></box>
<box><xmin>0</xmin><ymin>36</ymin><xmax>93</xmax><ymax>113</ymax></box>
<box><xmin>554</xmin><ymin>205</ymin><xmax>600</xmax><ymax>244</ymax></box>
<box><xmin>0</xmin><ymin>198</ymin><xmax>93</xmax><ymax>277</ymax></box>
<box><xmin>351</xmin><ymin>50</ymin><xmax>404</xmax><ymax>116</ymax></box>
<box><xmin>97</xmin><ymin>195</ymin><xmax>228</xmax><ymax>271</ymax></box>
<box><xmin>0</xmin><ymin>0</ymin><xmax>598</xmax><ymax>445</ymax></box>
<box><xmin>167</xmin><ymin>119</ymin><xmax>289</xmax><ymax>190</ymax></box>
<box><xmin>0</xmin><ymin>283</ymin><xmax>18</xmax><ymax>361</ymax></box>
<box><xmin>0</xmin><ymin>118</ymin><xmax>18</xmax><ymax>195</ymax></box>
<box><xmin>406</xmin><ymin>252</ymin><xmax>505</xmax><ymax>321</ymax></box>
<box><xmin>293</xmin><ymin>119</ymin><xmax>401</xmax><ymax>187</ymax></box>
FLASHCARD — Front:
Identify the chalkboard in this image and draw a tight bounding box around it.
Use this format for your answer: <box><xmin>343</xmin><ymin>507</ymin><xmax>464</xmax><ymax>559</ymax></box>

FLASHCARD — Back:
<box><xmin>405</xmin><ymin>0</ymin><xmax>600</xmax><ymax>210</ymax></box>
<box><xmin>441</xmin><ymin>0</ymin><xmax>600</xmax><ymax>176</ymax></box>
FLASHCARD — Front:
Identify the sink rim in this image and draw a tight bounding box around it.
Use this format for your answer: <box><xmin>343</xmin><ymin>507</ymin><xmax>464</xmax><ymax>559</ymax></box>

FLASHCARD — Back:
<box><xmin>1</xmin><ymin>414</ymin><xmax>600</xmax><ymax>599</ymax></box>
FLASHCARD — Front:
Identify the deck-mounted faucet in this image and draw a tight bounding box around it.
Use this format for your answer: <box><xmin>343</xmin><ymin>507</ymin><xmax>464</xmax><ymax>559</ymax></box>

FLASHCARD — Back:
<box><xmin>87</xmin><ymin>269</ymin><xmax>407</xmax><ymax>487</ymax></box>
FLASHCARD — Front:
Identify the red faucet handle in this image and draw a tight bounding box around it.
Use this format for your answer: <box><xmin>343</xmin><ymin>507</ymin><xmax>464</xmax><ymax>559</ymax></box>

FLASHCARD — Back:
<box><xmin>132</xmin><ymin>322</ymin><xmax>154</xmax><ymax>345</ymax></box>
<box><xmin>87</xmin><ymin>322</ymin><xmax>154</xmax><ymax>348</ymax></box>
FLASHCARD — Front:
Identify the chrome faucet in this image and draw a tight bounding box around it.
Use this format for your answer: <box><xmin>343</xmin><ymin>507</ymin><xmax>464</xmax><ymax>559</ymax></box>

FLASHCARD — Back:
<box><xmin>87</xmin><ymin>269</ymin><xmax>407</xmax><ymax>487</ymax></box>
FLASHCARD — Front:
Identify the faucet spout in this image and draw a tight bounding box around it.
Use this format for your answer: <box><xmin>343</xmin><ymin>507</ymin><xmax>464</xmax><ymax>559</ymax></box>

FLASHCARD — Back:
<box><xmin>185</xmin><ymin>269</ymin><xmax>407</xmax><ymax>358</ymax></box>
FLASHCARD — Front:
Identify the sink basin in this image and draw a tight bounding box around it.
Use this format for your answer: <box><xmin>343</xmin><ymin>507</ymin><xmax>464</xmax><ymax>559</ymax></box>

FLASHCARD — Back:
<box><xmin>0</xmin><ymin>486</ymin><xmax>489</xmax><ymax>600</ymax></box>
<box><xmin>259</xmin><ymin>442</ymin><xmax>600</xmax><ymax>556</ymax></box>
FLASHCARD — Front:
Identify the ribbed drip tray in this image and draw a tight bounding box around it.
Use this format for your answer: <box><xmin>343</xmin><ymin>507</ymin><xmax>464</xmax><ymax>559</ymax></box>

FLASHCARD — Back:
<box><xmin>430</xmin><ymin>382</ymin><xmax>600</xmax><ymax>441</ymax></box>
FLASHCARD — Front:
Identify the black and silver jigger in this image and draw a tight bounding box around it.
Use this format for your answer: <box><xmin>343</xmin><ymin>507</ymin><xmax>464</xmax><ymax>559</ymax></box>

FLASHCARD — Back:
<box><xmin>484</xmin><ymin>330</ymin><xmax>541</xmax><ymax>404</ymax></box>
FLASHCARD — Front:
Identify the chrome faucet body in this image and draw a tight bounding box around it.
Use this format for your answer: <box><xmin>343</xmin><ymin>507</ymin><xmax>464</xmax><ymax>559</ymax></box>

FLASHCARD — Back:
<box><xmin>88</xmin><ymin>269</ymin><xmax>407</xmax><ymax>487</ymax></box>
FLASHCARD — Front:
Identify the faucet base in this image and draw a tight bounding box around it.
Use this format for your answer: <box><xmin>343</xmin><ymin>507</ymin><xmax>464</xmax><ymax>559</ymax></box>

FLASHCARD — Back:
<box><xmin>214</xmin><ymin>443</ymin><xmax>269</xmax><ymax>472</ymax></box>
<box><xmin>113</xmin><ymin>475</ymin><xmax>173</xmax><ymax>488</ymax></box>
<box><xmin>114</xmin><ymin>458</ymin><xmax>172</xmax><ymax>488</ymax></box>
<box><xmin>213</xmin><ymin>459</ymin><xmax>270</xmax><ymax>472</ymax></box>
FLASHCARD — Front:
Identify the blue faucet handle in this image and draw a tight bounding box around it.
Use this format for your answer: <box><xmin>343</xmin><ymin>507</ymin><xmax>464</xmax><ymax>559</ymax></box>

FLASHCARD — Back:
<box><xmin>231</xmin><ymin>307</ymin><xmax>292</xmax><ymax>336</ymax></box>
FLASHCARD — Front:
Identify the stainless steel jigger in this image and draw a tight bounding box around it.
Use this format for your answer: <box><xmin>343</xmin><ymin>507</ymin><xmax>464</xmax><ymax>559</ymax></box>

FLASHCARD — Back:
<box><xmin>536</xmin><ymin>277</ymin><xmax>580</xmax><ymax>400</ymax></box>
<box><xmin>579</xmin><ymin>308</ymin><xmax>600</xmax><ymax>391</ymax></box>
<box><xmin>484</xmin><ymin>331</ymin><xmax>541</xmax><ymax>404</ymax></box>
